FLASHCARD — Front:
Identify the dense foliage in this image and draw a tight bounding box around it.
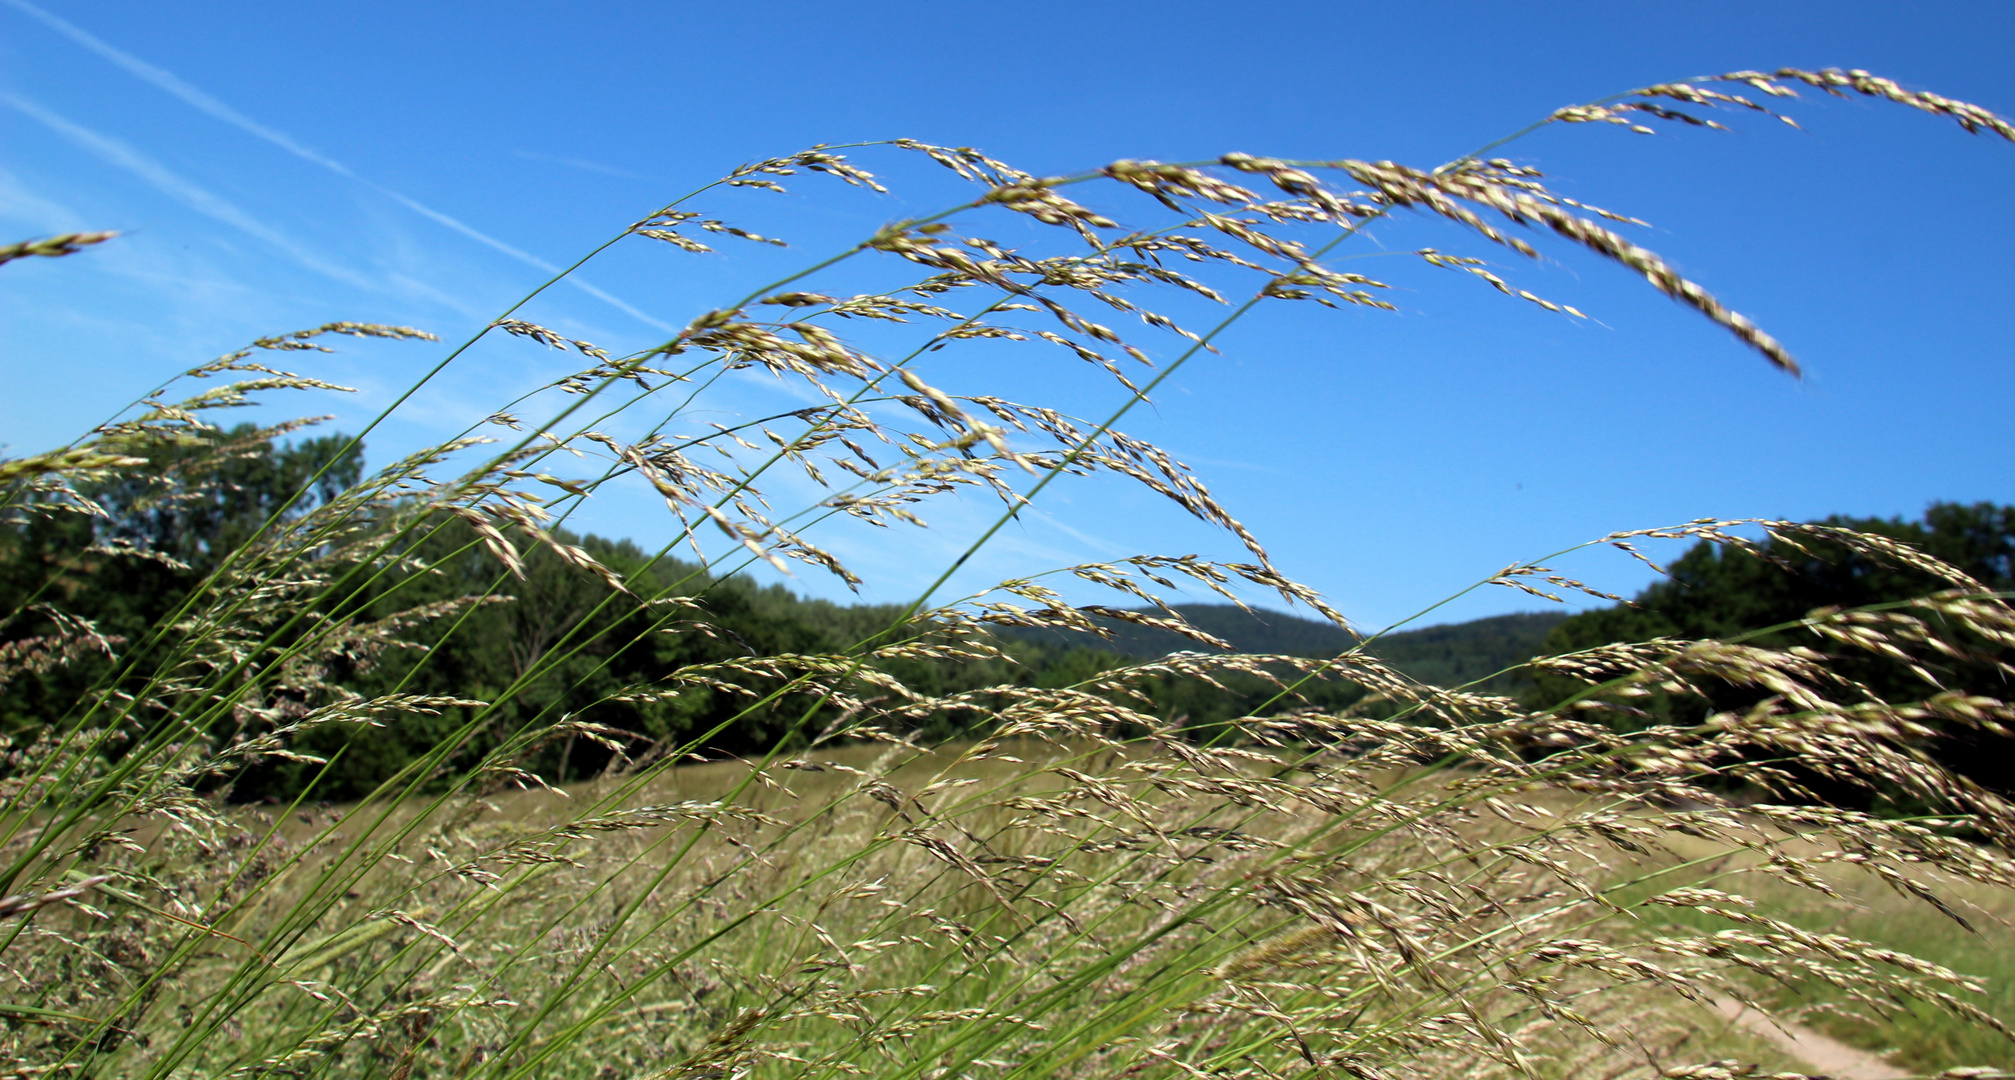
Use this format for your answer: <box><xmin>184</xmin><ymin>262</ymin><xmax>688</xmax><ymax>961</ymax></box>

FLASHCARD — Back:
<box><xmin>0</xmin><ymin>423</ymin><xmax>362</xmax><ymax>755</ymax></box>
<box><xmin>2</xmin><ymin>429</ymin><xmax>1602</xmax><ymax>798</ymax></box>
<box><xmin>1532</xmin><ymin>502</ymin><xmax>2015</xmax><ymax>795</ymax></box>
<box><xmin>10</xmin><ymin>429</ymin><xmax>2011</xmax><ymax>809</ymax></box>
<box><xmin>1007</xmin><ymin>603</ymin><xmax>1564</xmax><ymax>683</ymax></box>
<box><xmin>0</xmin><ymin>429</ymin><xmax>1123</xmax><ymax>797</ymax></box>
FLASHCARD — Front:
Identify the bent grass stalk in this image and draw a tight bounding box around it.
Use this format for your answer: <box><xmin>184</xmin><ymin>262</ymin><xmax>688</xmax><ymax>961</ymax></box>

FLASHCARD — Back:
<box><xmin>4</xmin><ymin>70</ymin><xmax>2015</xmax><ymax>1080</ymax></box>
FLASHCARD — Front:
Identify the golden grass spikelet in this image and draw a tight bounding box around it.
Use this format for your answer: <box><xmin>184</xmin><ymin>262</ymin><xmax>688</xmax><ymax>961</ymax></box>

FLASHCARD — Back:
<box><xmin>1345</xmin><ymin>157</ymin><xmax>1803</xmax><ymax>373</ymax></box>
<box><xmin>1712</xmin><ymin>68</ymin><xmax>2015</xmax><ymax>142</ymax></box>
<box><xmin>0</xmin><ymin>230</ymin><xmax>118</xmax><ymax>265</ymax></box>
<box><xmin>5</xmin><ymin>69</ymin><xmax>2015</xmax><ymax>1080</ymax></box>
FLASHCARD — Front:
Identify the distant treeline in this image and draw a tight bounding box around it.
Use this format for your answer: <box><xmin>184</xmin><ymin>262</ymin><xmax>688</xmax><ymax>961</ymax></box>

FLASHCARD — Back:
<box><xmin>5</xmin><ymin>425</ymin><xmax>2009</xmax><ymax>800</ymax></box>
<box><xmin>0</xmin><ymin>425</ymin><xmax>1555</xmax><ymax>799</ymax></box>
<box><xmin>1531</xmin><ymin>502</ymin><xmax>2015</xmax><ymax>800</ymax></box>
<box><xmin>0</xmin><ymin>426</ymin><xmax>1353</xmax><ymax>798</ymax></box>
<box><xmin>1003</xmin><ymin>607</ymin><xmax>1567</xmax><ymax>691</ymax></box>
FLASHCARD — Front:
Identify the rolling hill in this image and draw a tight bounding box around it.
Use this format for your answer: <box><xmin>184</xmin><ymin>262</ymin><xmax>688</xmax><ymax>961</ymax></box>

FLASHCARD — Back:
<box><xmin>1003</xmin><ymin>605</ymin><xmax>1569</xmax><ymax>690</ymax></box>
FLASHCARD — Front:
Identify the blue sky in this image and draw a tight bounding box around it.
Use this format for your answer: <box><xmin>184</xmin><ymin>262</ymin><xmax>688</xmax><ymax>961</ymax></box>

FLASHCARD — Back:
<box><xmin>3</xmin><ymin>0</ymin><xmax>2012</xmax><ymax>633</ymax></box>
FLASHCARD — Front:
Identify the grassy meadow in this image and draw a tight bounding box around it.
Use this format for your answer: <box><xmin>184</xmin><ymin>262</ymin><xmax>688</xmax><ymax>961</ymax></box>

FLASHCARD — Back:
<box><xmin>4</xmin><ymin>67</ymin><xmax>2015</xmax><ymax>1079</ymax></box>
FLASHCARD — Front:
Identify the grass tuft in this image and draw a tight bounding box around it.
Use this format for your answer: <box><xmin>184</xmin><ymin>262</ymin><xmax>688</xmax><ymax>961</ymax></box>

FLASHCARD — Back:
<box><xmin>2</xmin><ymin>70</ymin><xmax>2013</xmax><ymax>1080</ymax></box>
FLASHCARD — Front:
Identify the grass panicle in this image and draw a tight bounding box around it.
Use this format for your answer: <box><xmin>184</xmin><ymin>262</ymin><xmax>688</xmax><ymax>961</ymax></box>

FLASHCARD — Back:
<box><xmin>0</xmin><ymin>71</ymin><xmax>2012</xmax><ymax>1080</ymax></box>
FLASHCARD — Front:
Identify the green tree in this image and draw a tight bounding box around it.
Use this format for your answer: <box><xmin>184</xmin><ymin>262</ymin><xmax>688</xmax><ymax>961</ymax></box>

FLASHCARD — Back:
<box><xmin>0</xmin><ymin>424</ymin><xmax>361</xmax><ymax>740</ymax></box>
<box><xmin>1532</xmin><ymin>502</ymin><xmax>2015</xmax><ymax>797</ymax></box>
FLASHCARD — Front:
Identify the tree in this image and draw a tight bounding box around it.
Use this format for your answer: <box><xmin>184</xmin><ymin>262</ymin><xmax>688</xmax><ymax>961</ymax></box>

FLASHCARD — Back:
<box><xmin>0</xmin><ymin>424</ymin><xmax>361</xmax><ymax>737</ymax></box>
<box><xmin>1531</xmin><ymin>502</ymin><xmax>2015</xmax><ymax>797</ymax></box>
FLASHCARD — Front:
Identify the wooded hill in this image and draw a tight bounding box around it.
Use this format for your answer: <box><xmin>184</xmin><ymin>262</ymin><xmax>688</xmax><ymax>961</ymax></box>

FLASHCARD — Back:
<box><xmin>8</xmin><ymin>424</ymin><xmax>2010</xmax><ymax>800</ymax></box>
<box><xmin>1002</xmin><ymin>606</ymin><xmax>1567</xmax><ymax>691</ymax></box>
<box><xmin>0</xmin><ymin>423</ymin><xmax>1563</xmax><ymax>799</ymax></box>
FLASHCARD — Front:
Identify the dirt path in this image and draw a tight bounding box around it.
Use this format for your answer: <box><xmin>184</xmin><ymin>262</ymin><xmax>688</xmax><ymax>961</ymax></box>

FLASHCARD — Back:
<box><xmin>1713</xmin><ymin>998</ymin><xmax>1907</xmax><ymax>1079</ymax></box>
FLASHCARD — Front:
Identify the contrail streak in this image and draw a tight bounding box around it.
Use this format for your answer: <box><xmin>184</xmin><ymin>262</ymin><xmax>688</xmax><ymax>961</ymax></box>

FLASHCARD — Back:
<box><xmin>4</xmin><ymin>92</ymin><xmax>383</xmax><ymax>293</ymax></box>
<box><xmin>3</xmin><ymin>0</ymin><xmax>672</xmax><ymax>332</ymax></box>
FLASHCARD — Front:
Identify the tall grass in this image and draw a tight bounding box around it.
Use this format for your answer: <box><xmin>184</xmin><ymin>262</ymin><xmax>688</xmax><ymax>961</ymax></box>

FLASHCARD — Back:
<box><xmin>3</xmin><ymin>68</ymin><xmax>2014</xmax><ymax>1079</ymax></box>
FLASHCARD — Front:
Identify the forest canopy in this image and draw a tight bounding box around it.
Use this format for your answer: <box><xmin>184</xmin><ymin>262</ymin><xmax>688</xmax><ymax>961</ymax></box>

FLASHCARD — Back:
<box><xmin>6</xmin><ymin>426</ymin><xmax>2010</xmax><ymax>800</ymax></box>
<box><xmin>1530</xmin><ymin>502</ymin><xmax>2015</xmax><ymax>797</ymax></box>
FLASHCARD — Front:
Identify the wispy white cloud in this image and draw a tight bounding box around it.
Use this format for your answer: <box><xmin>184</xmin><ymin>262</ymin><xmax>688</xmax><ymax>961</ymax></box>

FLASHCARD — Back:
<box><xmin>0</xmin><ymin>163</ymin><xmax>86</xmax><ymax>232</ymax></box>
<box><xmin>3</xmin><ymin>92</ymin><xmax>386</xmax><ymax>293</ymax></box>
<box><xmin>2</xmin><ymin>0</ymin><xmax>672</xmax><ymax>332</ymax></box>
<box><xmin>2</xmin><ymin>0</ymin><xmax>353</xmax><ymax>175</ymax></box>
<box><xmin>513</xmin><ymin>149</ymin><xmax>643</xmax><ymax>180</ymax></box>
<box><xmin>1016</xmin><ymin>504</ymin><xmax>1132</xmax><ymax>561</ymax></box>
<box><xmin>366</xmin><ymin>187</ymin><xmax>673</xmax><ymax>331</ymax></box>
<box><xmin>1153</xmin><ymin>445</ymin><xmax>1282</xmax><ymax>475</ymax></box>
<box><xmin>383</xmin><ymin>272</ymin><xmax>497</xmax><ymax>325</ymax></box>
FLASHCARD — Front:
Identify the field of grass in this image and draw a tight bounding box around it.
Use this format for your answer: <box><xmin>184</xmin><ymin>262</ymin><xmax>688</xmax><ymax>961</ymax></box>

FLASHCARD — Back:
<box><xmin>5</xmin><ymin>742</ymin><xmax>1850</xmax><ymax>1078</ymax></box>
<box><xmin>5</xmin><ymin>66</ymin><xmax>2015</xmax><ymax>1079</ymax></box>
<box><xmin>1641</xmin><ymin>821</ymin><xmax>2015</xmax><ymax>1073</ymax></box>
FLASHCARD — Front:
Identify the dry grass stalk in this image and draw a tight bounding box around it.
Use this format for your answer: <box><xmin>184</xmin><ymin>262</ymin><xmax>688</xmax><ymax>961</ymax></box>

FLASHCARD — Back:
<box><xmin>0</xmin><ymin>71</ymin><xmax>2011</xmax><ymax>1080</ymax></box>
